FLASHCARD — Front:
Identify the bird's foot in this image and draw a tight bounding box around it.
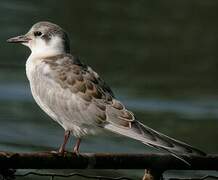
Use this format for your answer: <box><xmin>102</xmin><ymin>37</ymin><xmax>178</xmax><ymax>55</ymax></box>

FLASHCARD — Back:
<box><xmin>50</xmin><ymin>149</ymin><xmax>68</xmax><ymax>156</ymax></box>
<box><xmin>50</xmin><ymin>150</ymin><xmax>59</xmax><ymax>154</ymax></box>
<box><xmin>72</xmin><ymin>138</ymin><xmax>81</xmax><ymax>156</ymax></box>
<box><xmin>72</xmin><ymin>148</ymin><xmax>80</xmax><ymax>156</ymax></box>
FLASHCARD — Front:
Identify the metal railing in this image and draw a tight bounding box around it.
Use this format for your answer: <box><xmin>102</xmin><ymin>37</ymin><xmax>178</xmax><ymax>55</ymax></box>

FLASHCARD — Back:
<box><xmin>0</xmin><ymin>152</ymin><xmax>218</xmax><ymax>180</ymax></box>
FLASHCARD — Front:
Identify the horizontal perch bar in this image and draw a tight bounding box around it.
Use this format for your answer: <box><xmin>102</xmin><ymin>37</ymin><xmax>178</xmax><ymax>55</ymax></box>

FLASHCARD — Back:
<box><xmin>0</xmin><ymin>152</ymin><xmax>217</xmax><ymax>171</ymax></box>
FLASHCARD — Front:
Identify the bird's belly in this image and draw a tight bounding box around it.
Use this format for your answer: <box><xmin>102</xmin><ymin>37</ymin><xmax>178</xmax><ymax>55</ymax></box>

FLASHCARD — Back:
<box><xmin>26</xmin><ymin>58</ymin><xmax>101</xmax><ymax>137</ymax></box>
<box><xmin>27</xmin><ymin>73</ymin><xmax>97</xmax><ymax>137</ymax></box>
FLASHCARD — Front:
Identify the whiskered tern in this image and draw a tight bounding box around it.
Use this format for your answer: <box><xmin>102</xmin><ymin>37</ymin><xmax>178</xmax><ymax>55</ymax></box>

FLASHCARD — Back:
<box><xmin>7</xmin><ymin>21</ymin><xmax>205</xmax><ymax>164</ymax></box>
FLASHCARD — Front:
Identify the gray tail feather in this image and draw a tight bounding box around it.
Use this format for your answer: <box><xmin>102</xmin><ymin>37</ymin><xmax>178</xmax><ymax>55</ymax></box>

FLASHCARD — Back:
<box><xmin>146</xmin><ymin>142</ymin><xmax>191</xmax><ymax>166</ymax></box>
<box><xmin>136</xmin><ymin>121</ymin><xmax>206</xmax><ymax>157</ymax></box>
<box><xmin>104</xmin><ymin>120</ymin><xmax>206</xmax><ymax>165</ymax></box>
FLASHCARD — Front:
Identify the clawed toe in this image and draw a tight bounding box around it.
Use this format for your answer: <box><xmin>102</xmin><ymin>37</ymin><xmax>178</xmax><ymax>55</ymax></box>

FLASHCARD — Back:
<box><xmin>59</xmin><ymin>150</ymin><xmax>68</xmax><ymax>156</ymax></box>
<box><xmin>72</xmin><ymin>149</ymin><xmax>80</xmax><ymax>155</ymax></box>
<box><xmin>50</xmin><ymin>150</ymin><xmax>67</xmax><ymax>156</ymax></box>
<box><xmin>50</xmin><ymin>150</ymin><xmax>59</xmax><ymax>154</ymax></box>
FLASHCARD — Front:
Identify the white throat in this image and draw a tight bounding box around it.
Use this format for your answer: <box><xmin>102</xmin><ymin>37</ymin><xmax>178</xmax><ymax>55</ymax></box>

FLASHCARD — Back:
<box><xmin>27</xmin><ymin>36</ymin><xmax>66</xmax><ymax>59</ymax></box>
<box><xmin>26</xmin><ymin>36</ymin><xmax>67</xmax><ymax>81</ymax></box>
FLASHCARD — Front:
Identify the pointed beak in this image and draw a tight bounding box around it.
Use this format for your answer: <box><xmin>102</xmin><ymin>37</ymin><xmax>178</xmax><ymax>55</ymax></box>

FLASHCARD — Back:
<box><xmin>7</xmin><ymin>35</ymin><xmax>31</xmax><ymax>43</ymax></box>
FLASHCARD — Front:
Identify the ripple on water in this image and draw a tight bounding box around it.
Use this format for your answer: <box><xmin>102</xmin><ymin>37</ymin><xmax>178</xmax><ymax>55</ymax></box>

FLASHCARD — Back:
<box><xmin>0</xmin><ymin>83</ymin><xmax>218</xmax><ymax>119</ymax></box>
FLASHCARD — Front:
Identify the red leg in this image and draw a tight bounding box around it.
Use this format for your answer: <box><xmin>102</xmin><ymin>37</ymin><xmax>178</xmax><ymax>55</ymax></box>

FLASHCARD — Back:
<box><xmin>58</xmin><ymin>130</ymin><xmax>70</xmax><ymax>155</ymax></box>
<box><xmin>73</xmin><ymin>138</ymin><xmax>81</xmax><ymax>154</ymax></box>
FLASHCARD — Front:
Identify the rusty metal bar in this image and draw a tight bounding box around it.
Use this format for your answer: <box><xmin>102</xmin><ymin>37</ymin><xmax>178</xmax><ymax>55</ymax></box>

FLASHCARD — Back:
<box><xmin>0</xmin><ymin>152</ymin><xmax>217</xmax><ymax>171</ymax></box>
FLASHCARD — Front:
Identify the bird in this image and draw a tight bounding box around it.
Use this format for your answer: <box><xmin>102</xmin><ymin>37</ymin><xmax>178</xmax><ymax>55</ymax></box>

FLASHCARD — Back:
<box><xmin>7</xmin><ymin>21</ymin><xmax>205</xmax><ymax>163</ymax></box>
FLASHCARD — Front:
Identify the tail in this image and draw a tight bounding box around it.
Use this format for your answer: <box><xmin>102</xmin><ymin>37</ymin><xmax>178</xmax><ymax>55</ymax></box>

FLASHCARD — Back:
<box><xmin>104</xmin><ymin>120</ymin><xmax>206</xmax><ymax>165</ymax></box>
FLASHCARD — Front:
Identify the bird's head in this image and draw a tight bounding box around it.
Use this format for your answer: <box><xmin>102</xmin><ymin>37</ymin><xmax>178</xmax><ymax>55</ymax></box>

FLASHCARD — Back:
<box><xmin>7</xmin><ymin>21</ymin><xmax>70</xmax><ymax>57</ymax></box>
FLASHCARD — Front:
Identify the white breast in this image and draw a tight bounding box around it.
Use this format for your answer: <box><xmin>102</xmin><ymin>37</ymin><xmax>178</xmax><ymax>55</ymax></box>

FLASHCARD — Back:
<box><xmin>25</xmin><ymin>55</ymin><xmax>99</xmax><ymax>137</ymax></box>
<box><xmin>26</xmin><ymin>55</ymin><xmax>59</xmax><ymax>122</ymax></box>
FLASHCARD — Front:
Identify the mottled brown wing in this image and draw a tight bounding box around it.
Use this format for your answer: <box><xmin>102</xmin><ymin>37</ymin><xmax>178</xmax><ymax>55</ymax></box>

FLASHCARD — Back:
<box><xmin>44</xmin><ymin>54</ymin><xmax>114</xmax><ymax>101</ymax></box>
<box><xmin>43</xmin><ymin>54</ymin><xmax>205</xmax><ymax>159</ymax></box>
<box><xmin>43</xmin><ymin>54</ymin><xmax>135</xmax><ymax>128</ymax></box>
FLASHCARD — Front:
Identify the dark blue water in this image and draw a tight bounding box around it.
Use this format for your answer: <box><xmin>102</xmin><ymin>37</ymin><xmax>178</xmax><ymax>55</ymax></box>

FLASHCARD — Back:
<box><xmin>0</xmin><ymin>0</ymin><xmax>218</xmax><ymax>179</ymax></box>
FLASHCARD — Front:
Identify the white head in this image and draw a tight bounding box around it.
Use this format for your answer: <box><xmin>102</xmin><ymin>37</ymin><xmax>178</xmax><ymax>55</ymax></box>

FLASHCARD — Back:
<box><xmin>7</xmin><ymin>21</ymin><xmax>70</xmax><ymax>57</ymax></box>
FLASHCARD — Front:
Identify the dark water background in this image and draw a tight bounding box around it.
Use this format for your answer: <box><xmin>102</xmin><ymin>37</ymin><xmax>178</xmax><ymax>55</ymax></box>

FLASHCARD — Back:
<box><xmin>0</xmin><ymin>0</ymin><xmax>218</xmax><ymax>179</ymax></box>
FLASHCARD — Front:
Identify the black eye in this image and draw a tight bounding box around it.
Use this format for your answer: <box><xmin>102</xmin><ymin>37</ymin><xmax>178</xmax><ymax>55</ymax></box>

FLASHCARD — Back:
<box><xmin>34</xmin><ymin>31</ymin><xmax>42</xmax><ymax>37</ymax></box>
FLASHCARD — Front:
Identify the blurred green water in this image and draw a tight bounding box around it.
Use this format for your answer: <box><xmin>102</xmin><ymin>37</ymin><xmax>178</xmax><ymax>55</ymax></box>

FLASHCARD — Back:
<box><xmin>0</xmin><ymin>0</ymin><xmax>218</xmax><ymax>179</ymax></box>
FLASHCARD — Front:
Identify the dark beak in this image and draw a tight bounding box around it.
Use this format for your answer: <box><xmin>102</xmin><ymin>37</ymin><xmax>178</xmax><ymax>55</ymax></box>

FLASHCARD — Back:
<box><xmin>7</xmin><ymin>35</ymin><xmax>31</xmax><ymax>43</ymax></box>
